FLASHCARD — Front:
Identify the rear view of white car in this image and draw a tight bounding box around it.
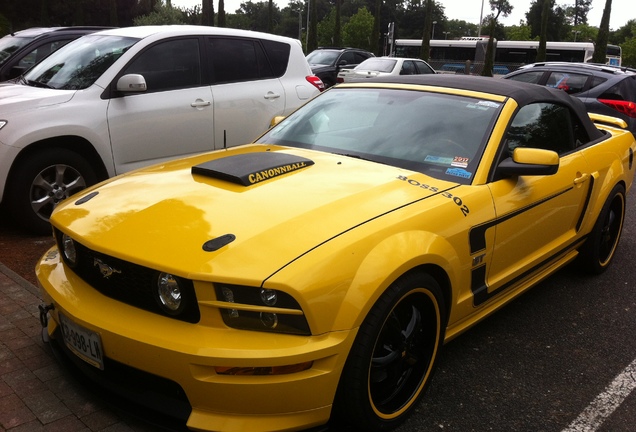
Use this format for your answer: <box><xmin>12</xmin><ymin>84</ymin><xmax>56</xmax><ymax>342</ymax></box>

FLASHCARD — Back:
<box><xmin>337</xmin><ymin>56</ymin><xmax>436</xmax><ymax>83</ymax></box>
<box><xmin>0</xmin><ymin>25</ymin><xmax>323</xmax><ymax>234</ymax></box>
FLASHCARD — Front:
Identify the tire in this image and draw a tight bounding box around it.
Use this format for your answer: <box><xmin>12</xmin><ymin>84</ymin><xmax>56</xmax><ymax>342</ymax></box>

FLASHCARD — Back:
<box><xmin>333</xmin><ymin>271</ymin><xmax>446</xmax><ymax>432</ymax></box>
<box><xmin>577</xmin><ymin>184</ymin><xmax>626</xmax><ymax>274</ymax></box>
<box><xmin>7</xmin><ymin>148</ymin><xmax>98</xmax><ymax>235</ymax></box>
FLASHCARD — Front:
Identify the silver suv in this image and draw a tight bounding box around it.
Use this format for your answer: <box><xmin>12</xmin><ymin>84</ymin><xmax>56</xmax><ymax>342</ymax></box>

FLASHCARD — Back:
<box><xmin>0</xmin><ymin>26</ymin><xmax>323</xmax><ymax>234</ymax></box>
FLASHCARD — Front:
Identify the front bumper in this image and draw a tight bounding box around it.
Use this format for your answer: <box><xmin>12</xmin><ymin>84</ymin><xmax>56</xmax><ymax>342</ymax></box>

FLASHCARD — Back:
<box><xmin>37</xmin><ymin>247</ymin><xmax>356</xmax><ymax>432</ymax></box>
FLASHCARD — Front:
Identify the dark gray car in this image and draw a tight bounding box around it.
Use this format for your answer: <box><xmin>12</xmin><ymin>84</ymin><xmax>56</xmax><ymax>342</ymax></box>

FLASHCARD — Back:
<box><xmin>503</xmin><ymin>62</ymin><xmax>636</xmax><ymax>135</ymax></box>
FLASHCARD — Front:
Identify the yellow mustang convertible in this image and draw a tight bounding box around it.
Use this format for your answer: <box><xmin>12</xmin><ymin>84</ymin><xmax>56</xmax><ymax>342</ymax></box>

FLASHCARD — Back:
<box><xmin>37</xmin><ymin>75</ymin><xmax>635</xmax><ymax>432</ymax></box>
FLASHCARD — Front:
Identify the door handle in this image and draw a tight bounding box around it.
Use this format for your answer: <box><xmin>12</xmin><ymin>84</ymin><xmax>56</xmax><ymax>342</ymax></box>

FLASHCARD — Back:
<box><xmin>264</xmin><ymin>92</ymin><xmax>281</xmax><ymax>100</ymax></box>
<box><xmin>573</xmin><ymin>173</ymin><xmax>590</xmax><ymax>185</ymax></box>
<box><xmin>191</xmin><ymin>99</ymin><xmax>211</xmax><ymax>108</ymax></box>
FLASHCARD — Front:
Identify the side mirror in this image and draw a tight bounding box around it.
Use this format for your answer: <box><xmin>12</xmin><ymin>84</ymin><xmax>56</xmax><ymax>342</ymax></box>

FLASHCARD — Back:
<box><xmin>270</xmin><ymin>116</ymin><xmax>285</xmax><ymax>127</ymax></box>
<box><xmin>116</xmin><ymin>74</ymin><xmax>147</xmax><ymax>93</ymax></box>
<box><xmin>497</xmin><ymin>147</ymin><xmax>559</xmax><ymax>176</ymax></box>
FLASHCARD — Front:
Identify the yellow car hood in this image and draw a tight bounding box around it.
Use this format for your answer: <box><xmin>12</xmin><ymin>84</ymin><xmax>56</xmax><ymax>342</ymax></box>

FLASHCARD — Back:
<box><xmin>51</xmin><ymin>145</ymin><xmax>453</xmax><ymax>282</ymax></box>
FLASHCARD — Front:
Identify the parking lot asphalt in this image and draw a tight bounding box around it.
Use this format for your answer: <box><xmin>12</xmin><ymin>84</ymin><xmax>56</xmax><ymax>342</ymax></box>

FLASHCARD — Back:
<box><xmin>0</xmin><ymin>261</ymin><xmax>155</xmax><ymax>432</ymax></box>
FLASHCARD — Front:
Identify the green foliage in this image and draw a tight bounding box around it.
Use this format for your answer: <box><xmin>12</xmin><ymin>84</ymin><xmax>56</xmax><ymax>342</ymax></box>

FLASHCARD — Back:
<box><xmin>343</xmin><ymin>7</ymin><xmax>374</xmax><ymax>51</ymax></box>
<box><xmin>317</xmin><ymin>8</ymin><xmax>338</xmax><ymax>46</ymax></box>
<box><xmin>505</xmin><ymin>23</ymin><xmax>532</xmax><ymax>40</ymax></box>
<box><xmin>133</xmin><ymin>2</ymin><xmax>186</xmax><ymax>25</ymax></box>
<box><xmin>621</xmin><ymin>36</ymin><xmax>636</xmax><ymax>68</ymax></box>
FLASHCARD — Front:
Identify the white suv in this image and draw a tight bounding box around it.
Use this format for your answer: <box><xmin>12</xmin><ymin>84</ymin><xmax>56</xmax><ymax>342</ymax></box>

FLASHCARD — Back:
<box><xmin>0</xmin><ymin>25</ymin><xmax>323</xmax><ymax>234</ymax></box>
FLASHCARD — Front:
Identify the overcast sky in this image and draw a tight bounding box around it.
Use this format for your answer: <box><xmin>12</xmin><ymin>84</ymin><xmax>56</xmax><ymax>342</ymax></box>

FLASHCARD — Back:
<box><xmin>172</xmin><ymin>0</ymin><xmax>634</xmax><ymax>31</ymax></box>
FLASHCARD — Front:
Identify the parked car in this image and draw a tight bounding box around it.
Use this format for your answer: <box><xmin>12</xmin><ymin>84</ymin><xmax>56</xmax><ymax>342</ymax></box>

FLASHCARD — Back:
<box><xmin>0</xmin><ymin>25</ymin><xmax>323</xmax><ymax>234</ymax></box>
<box><xmin>0</xmin><ymin>27</ymin><xmax>112</xmax><ymax>81</ymax></box>
<box><xmin>37</xmin><ymin>75</ymin><xmax>635</xmax><ymax>432</ymax></box>
<box><xmin>503</xmin><ymin>62</ymin><xmax>636</xmax><ymax>135</ymax></box>
<box><xmin>306</xmin><ymin>47</ymin><xmax>374</xmax><ymax>87</ymax></box>
<box><xmin>337</xmin><ymin>56</ymin><xmax>435</xmax><ymax>83</ymax></box>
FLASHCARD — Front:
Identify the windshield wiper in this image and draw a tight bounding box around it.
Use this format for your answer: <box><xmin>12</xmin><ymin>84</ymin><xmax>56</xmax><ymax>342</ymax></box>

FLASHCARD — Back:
<box><xmin>25</xmin><ymin>79</ymin><xmax>54</xmax><ymax>89</ymax></box>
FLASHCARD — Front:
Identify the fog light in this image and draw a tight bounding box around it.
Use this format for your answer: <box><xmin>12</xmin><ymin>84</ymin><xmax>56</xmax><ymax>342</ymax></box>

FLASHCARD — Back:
<box><xmin>260</xmin><ymin>288</ymin><xmax>277</xmax><ymax>306</ymax></box>
<box><xmin>61</xmin><ymin>234</ymin><xmax>77</xmax><ymax>266</ymax></box>
<box><xmin>260</xmin><ymin>312</ymin><xmax>278</xmax><ymax>329</ymax></box>
<box><xmin>156</xmin><ymin>273</ymin><xmax>183</xmax><ymax>314</ymax></box>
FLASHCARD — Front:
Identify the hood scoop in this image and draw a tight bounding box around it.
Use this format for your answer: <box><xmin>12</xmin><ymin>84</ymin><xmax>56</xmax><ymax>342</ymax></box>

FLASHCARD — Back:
<box><xmin>192</xmin><ymin>152</ymin><xmax>314</xmax><ymax>186</ymax></box>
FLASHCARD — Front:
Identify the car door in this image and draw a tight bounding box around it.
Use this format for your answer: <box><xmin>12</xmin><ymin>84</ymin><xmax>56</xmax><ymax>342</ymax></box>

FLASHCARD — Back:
<box><xmin>205</xmin><ymin>37</ymin><xmax>285</xmax><ymax>148</ymax></box>
<box><xmin>481</xmin><ymin>102</ymin><xmax>593</xmax><ymax>302</ymax></box>
<box><xmin>107</xmin><ymin>37</ymin><xmax>215</xmax><ymax>173</ymax></box>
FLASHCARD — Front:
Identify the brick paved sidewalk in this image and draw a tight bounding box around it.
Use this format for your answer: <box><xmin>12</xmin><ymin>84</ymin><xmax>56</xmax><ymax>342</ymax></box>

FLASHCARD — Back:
<box><xmin>0</xmin><ymin>262</ymin><xmax>156</xmax><ymax>432</ymax></box>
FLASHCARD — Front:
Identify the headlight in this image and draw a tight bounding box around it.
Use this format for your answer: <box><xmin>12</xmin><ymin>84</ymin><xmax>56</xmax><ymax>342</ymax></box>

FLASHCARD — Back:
<box><xmin>61</xmin><ymin>234</ymin><xmax>78</xmax><ymax>267</ymax></box>
<box><xmin>155</xmin><ymin>272</ymin><xmax>184</xmax><ymax>315</ymax></box>
<box><xmin>215</xmin><ymin>284</ymin><xmax>310</xmax><ymax>335</ymax></box>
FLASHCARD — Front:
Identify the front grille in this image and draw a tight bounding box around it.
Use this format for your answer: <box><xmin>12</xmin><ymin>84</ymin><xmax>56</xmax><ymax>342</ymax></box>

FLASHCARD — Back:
<box><xmin>55</xmin><ymin>229</ymin><xmax>200</xmax><ymax>323</ymax></box>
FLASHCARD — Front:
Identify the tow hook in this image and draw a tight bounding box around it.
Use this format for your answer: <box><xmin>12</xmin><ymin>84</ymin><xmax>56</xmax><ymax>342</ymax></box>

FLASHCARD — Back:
<box><xmin>38</xmin><ymin>303</ymin><xmax>54</xmax><ymax>328</ymax></box>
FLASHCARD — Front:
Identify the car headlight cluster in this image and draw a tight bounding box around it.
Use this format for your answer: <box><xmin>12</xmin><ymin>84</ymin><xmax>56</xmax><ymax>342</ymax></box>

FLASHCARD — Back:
<box><xmin>54</xmin><ymin>229</ymin><xmax>200</xmax><ymax>323</ymax></box>
<box><xmin>215</xmin><ymin>284</ymin><xmax>311</xmax><ymax>335</ymax></box>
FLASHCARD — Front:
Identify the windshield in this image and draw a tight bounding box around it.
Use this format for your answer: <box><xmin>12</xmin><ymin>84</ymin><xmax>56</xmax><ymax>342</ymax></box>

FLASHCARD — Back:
<box><xmin>355</xmin><ymin>58</ymin><xmax>397</xmax><ymax>73</ymax></box>
<box><xmin>0</xmin><ymin>35</ymin><xmax>34</xmax><ymax>65</ymax></box>
<box><xmin>306</xmin><ymin>50</ymin><xmax>339</xmax><ymax>66</ymax></box>
<box><xmin>258</xmin><ymin>87</ymin><xmax>502</xmax><ymax>184</ymax></box>
<box><xmin>24</xmin><ymin>35</ymin><xmax>138</xmax><ymax>90</ymax></box>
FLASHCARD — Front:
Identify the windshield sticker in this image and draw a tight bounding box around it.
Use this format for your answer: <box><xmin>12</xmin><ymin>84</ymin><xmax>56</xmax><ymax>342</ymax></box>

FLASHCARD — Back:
<box><xmin>477</xmin><ymin>101</ymin><xmax>501</xmax><ymax>108</ymax></box>
<box><xmin>446</xmin><ymin>168</ymin><xmax>472</xmax><ymax>179</ymax></box>
<box><xmin>451</xmin><ymin>156</ymin><xmax>469</xmax><ymax>168</ymax></box>
<box><xmin>425</xmin><ymin>155</ymin><xmax>454</xmax><ymax>165</ymax></box>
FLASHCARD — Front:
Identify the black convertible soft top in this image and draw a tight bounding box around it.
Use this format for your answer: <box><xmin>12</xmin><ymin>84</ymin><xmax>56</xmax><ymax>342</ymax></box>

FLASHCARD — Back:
<box><xmin>355</xmin><ymin>74</ymin><xmax>605</xmax><ymax>141</ymax></box>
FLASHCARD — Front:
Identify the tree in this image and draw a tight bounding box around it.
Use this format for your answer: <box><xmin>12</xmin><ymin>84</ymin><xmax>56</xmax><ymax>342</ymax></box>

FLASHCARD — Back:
<box><xmin>308</xmin><ymin>0</ymin><xmax>318</xmax><ymax>52</ymax></box>
<box><xmin>536</xmin><ymin>0</ymin><xmax>551</xmax><ymax>61</ymax></box>
<box><xmin>134</xmin><ymin>2</ymin><xmax>186</xmax><ymax>25</ymax></box>
<box><xmin>621</xmin><ymin>34</ymin><xmax>636</xmax><ymax>68</ymax></box>
<box><xmin>334</xmin><ymin>0</ymin><xmax>342</xmax><ymax>47</ymax></box>
<box><xmin>202</xmin><ymin>0</ymin><xmax>214</xmax><ymax>26</ymax></box>
<box><xmin>526</xmin><ymin>0</ymin><xmax>569</xmax><ymax>41</ymax></box>
<box><xmin>592</xmin><ymin>0</ymin><xmax>612</xmax><ymax>63</ymax></box>
<box><xmin>419</xmin><ymin>0</ymin><xmax>434</xmax><ymax>61</ymax></box>
<box><xmin>342</xmin><ymin>6</ymin><xmax>374</xmax><ymax>51</ymax></box>
<box><xmin>482</xmin><ymin>0</ymin><xmax>512</xmax><ymax>77</ymax></box>
<box><xmin>567</xmin><ymin>0</ymin><xmax>592</xmax><ymax>25</ymax></box>
<box><xmin>218</xmin><ymin>0</ymin><xmax>226</xmax><ymax>27</ymax></box>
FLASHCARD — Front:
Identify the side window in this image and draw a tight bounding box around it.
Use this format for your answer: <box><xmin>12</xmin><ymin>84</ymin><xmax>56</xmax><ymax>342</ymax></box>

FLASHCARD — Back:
<box><xmin>400</xmin><ymin>61</ymin><xmax>416</xmax><ymax>75</ymax></box>
<box><xmin>507</xmin><ymin>71</ymin><xmax>544</xmax><ymax>84</ymax></box>
<box><xmin>17</xmin><ymin>40</ymin><xmax>71</xmax><ymax>68</ymax></box>
<box><xmin>207</xmin><ymin>37</ymin><xmax>273</xmax><ymax>84</ymax></box>
<box><xmin>339</xmin><ymin>52</ymin><xmax>356</xmax><ymax>65</ymax></box>
<box><xmin>124</xmin><ymin>38</ymin><xmax>201</xmax><ymax>92</ymax></box>
<box><xmin>506</xmin><ymin>103</ymin><xmax>587</xmax><ymax>155</ymax></box>
<box><xmin>260</xmin><ymin>39</ymin><xmax>290</xmax><ymax>77</ymax></box>
<box><xmin>414</xmin><ymin>60</ymin><xmax>435</xmax><ymax>74</ymax></box>
<box><xmin>545</xmin><ymin>72</ymin><xmax>589</xmax><ymax>94</ymax></box>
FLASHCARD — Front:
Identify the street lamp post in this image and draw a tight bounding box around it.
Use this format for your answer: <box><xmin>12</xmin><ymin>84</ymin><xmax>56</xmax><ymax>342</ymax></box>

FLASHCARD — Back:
<box><xmin>443</xmin><ymin>31</ymin><xmax>450</xmax><ymax>40</ymax></box>
<box><xmin>432</xmin><ymin>21</ymin><xmax>437</xmax><ymax>39</ymax></box>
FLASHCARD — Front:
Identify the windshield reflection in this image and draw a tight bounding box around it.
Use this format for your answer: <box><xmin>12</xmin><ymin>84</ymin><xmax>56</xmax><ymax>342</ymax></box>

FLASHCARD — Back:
<box><xmin>24</xmin><ymin>35</ymin><xmax>138</xmax><ymax>90</ymax></box>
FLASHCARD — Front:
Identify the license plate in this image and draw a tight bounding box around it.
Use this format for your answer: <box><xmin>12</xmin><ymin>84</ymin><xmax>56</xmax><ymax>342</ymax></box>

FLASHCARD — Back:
<box><xmin>59</xmin><ymin>313</ymin><xmax>104</xmax><ymax>370</ymax></box>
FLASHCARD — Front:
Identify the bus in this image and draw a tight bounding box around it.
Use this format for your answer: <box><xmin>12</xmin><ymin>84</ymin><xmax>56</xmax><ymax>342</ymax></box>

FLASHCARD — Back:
<box><xmin>392</xmin><ymin>38</ymin><xmax>622</xmax><ymax>74</ymax></box>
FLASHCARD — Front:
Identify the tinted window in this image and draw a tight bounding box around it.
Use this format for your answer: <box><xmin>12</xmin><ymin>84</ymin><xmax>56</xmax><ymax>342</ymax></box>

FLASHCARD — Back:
<box><xmin>124</xmin><ymin>38</ymin><xmax>201</xmax><ymax>91</ymax></box>
<box><xmin>400</xmin><ymin>61</ymin><xmax>417</xmax><ymax>75</ymax></box>
<box><xmin>414</xmin><ymin>60</ymin><xmax>435</xmax><ymax>74</ymax></box>
<box><xmin>507</xmin><ymin>71</ymin><xmax>544</xmax><ymax>84</ymax></box>
<box><xmin>507</xmin><ymin>103</ymin><xmax>587</xmax><ymax>155</ymax></box>
<box><xmin>261</xmin><ymin>39</ymin><xmax>290</xmax><ymax>77</ymax></box>
<box><xmin>590</xmin><ymin>76</ymin><xmax>608</xmax><ymax>90</ymax></box>
<box><xmin>599</xmin><ymin>78</ymin><xmax>636</xmax><ymax>102</ymax></box>
<box><xmin>17</xmin><ymin>39</ymin><xmax>72</xmax><ymax>69</ymax></box>
<box><xmin>545</xmin><ymin>71</ymin><xmax>588</xmax><ymax>94</ymax></box>
<box><xmin>207</xmin><ymin>37</ymin><xmax>273</xmax><ymax>84</ymax></box>
<box><xmin>339</xmin><ymin>52</ymin><xmax>356</xmax><ymax>65</ymax></box>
